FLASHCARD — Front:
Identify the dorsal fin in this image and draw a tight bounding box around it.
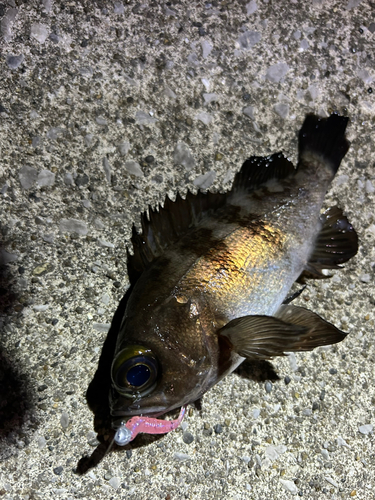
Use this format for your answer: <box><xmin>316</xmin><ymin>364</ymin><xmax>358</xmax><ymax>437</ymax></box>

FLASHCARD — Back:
<box><xmin>127</xmin><ymin>190</ymin><xmax>227</xmax><ymax>283</ymax></box>
<box><xmin>231</xmin><ymin>152</ymin><xmax>295</xmax><ymax>193</ymax></box>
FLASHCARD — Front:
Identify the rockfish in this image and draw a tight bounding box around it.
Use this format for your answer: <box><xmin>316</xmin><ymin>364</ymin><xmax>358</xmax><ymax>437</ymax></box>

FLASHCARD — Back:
<box><xmin>105</xmin><ymin>114</ymin><xmax>357</xmax><ymax>445</ymax></box>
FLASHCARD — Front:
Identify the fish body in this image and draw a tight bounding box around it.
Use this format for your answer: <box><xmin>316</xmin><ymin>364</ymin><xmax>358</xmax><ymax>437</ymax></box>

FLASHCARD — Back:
<box><xmin>109</xmin><ymin>114</ymin><xmax>358</xmax><ymax>423</ymax></box>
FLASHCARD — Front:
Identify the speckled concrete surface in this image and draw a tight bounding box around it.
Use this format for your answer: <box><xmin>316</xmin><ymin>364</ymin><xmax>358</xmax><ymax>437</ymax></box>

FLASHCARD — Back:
<box><xmin>0</xmin><ymin>1</ymin><xmax>374</xmax><ymax>499</ymax></box>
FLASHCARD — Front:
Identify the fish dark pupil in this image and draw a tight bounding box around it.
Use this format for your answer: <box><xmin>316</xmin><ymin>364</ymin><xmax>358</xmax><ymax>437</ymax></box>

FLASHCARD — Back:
<box><xmin>126</xmin><ymin>364</ymin><xmax>150</xmax><ymax>387</ymax></box>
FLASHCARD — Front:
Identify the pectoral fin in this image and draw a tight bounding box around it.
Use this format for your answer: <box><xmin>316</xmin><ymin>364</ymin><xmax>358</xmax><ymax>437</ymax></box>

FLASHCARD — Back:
<box><xmin>219</xmin><ymin>305</ymin><xmax>346</xmax><ymax>360</ymax></box>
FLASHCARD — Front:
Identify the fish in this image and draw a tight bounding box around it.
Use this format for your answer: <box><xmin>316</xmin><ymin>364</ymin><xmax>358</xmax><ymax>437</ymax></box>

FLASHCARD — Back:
<box><xmin>108</xmin><ymin>113</ymin><xmax>358</xmax><ymax>443</ymax></box>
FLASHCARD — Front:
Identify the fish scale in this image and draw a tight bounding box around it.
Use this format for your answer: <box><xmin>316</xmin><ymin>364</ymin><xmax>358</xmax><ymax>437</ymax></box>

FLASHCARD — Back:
<box><xmin>174</xmin><ymin>222</ymin><xmax>288</xmax><ymax>319</ymax></box>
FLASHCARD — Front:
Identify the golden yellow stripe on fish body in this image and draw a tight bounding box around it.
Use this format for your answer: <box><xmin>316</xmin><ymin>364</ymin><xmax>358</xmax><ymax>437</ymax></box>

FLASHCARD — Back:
<box><xmin>175</xmin><ymin>221</ymin><xmax>287</xmax><ymax>316</ymax></box>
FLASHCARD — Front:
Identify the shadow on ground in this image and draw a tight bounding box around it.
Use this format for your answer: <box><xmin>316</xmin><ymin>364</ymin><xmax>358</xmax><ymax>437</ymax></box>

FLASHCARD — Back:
<box><xmin>0</xmin><ymin>236</ymin><xmax>35</xmax><ymax>458</ymax></box>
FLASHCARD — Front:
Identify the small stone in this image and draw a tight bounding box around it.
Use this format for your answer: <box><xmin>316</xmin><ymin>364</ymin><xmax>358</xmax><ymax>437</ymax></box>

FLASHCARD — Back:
<box><xmin>325</xmin><ymin>476</ymin><xmax>338</xmax><ymax>488</ymax></box>
<box><xmin>193</xmin><ymin>171</ymin><xmax>216</xmax><ymax>190</ymax></box>
<box><xmin>64</xmin><ymin>173</ymin><xmax>74</xmax><ymax>186</ymax></box>
<box><xmin>365</xmin><ymin>179</ymin><xmax>374</xmax><ymax>193</ymax></box>
<box><xmin>60</xmin><ymin>412</ymin><xmax>70</xmax><ymax>429</ymax></box>
<box><xmin>47</xmin><ymin>127</ymin><xmax>65</xmax><ymax>140</ymax></box>
<box><xmin>135</xmin><ymin>110</ymin><xmax>157</xmax><ymax>125</ymax></box>
<box><xmin>87</xmin><ymin>430</ymin><xmax>99</xmax><ymax>447</ymax></box>
<box><xmin>287</xmin><ymin>352</ymin><xmax>298</xmax><ymax>371</ymax></box>
<box><xmin>108</xmin><ymin>476</ymin><xmax>121</xmax><ymax>489</ymax></box>
<box><xmin>202</xmin><ymin>78</ymin><xmax>210</xmax><ymax>91</ymax></box>
<box><xmin>37</xmin><ymin>436</ymin><xmax>47</xmax><ymax>449</ymax></box>
<box><xmin>32</xmin><ymin>136</ymin><xmax>42</xmax><ymax>148</ymax></box>
<box><xmin>203</xmin><ymin>93</ymin><xmax>218</xmax><ymax>104</ymax></box>
<box><xmin>1</xmin><ymin>7</ymin><xmax>18</xmax><ymax>42</ymax></box>
<box><xmin>145</xmin><ymin>155</ymin><xmax>155</xmax><ymax>164</ymax></box>
<box><xmin>280</xmin><ymin>479</ymin><xmax>298</xmax><ymax>494</ymax></box>
<box><xmin>37</xmin><ymin>169</ymin><xmax>55</xmax><ymax>187</ymax></box>
<box><xmin>183</xmin><ymin>432</ymin><xmax>194</xmax><ymax>444</ymax></box>
<box><xmin>163</xmin><ymin>86</ymin><xmax>177</xmax><ymax>99</ymax></box>
<box><xmin>329</xmin><ymin>368</ymin><xmax>338</xmax><ymax>375</ymax></box>
<box><xmin>173</xmin><ymin>452</ymin><xmax>191</xmax><ymax>461</ymax></box>
<box><xmin>359</xmin><ymin>273</ymin><xmax>371</xmax><ymax>283</ymax></box>
<box><xmin>98</xmin><ymin>239</ymin><xmax>115</xmax><ymax>248</ymax></box>
<box><xmin>113</xmin><ymin>2</ymin><xmax>124</xmax><ymax>14</ymax></box>
<box><xmin>49</xmin><ymin>33</ymin><xmax>59</xmax><ymax>43</ymax></box>
<box><xmin>0</xmin><ymin>250</ymin><xmax>18</xmax><ymax>264</ymax></box>
<box><xmin>6</xmin><ymin>53</ymin><xmax>24</xmax><ymax>69</ymax></box>
<box><xmin>201</xmin><ymin>40</ymin><xmax>213</xmax><ymax>58</ymax></box>
<box><xmin>266</xmin><ymin>62</ymin><xmax>290</xmax><ymax>83</ymax></box>
<box><xmin>265</xmin><ymin>444</ymin><xmax>287</xmax><ymax>460</ymax></box>
<box><xmin>59</xmin><ymin>219</ymin><xmax>88</xmax><ymax>236</ymax></box>
<box><xmin>173</xmin><ymin>142</ymin><xmax>195</xmax><ymax>170</ymax></box>
<box><xmin>31</xmin><ymin>23</ymin><xmax>49</xmax><ymax>43</ymax></box>
<box><xmin>101</xmin><ymin>293</ymin><xmax>110</xmax><ymax>305</ymax></box>
<box><xmin>92</xmin><ymin>323</ymin><xmax>111</xmax><ymax>333</ymax></box>
<box><xmin>187</xmin><ymin>52</ymin><xmax>199</xmax><ymax>66</ymax></box>
<box><xmin>95</xmin><ymin>116</ymin><xmax>107</xmax><ymax>126</ymax></box>
<box><xmin>53</xmin><ymin>466</ymin><xmax>63</xmax><ymax>475</ymax></box>
<box><xmin>84</xmin><ymin>134</ymin><xmax>94</xmax><ymax>147</ymax></box>
<box><xmin>33</xmin><ymin>304</ymin><xmax>49</xmax><ymax>312</ymax></box>
<box><xmin>75</xmin><ymin>174</ymin><xmax>89</xmax><ymax>187</ymax></box>
<box><xmin>118</xmin><ymin>141</ymin><xmax>131</xmax><ymax>155</ymax></box>
<box><xmin>300</xmin><ymin>39</ymin><xmax>309</xmax><ymax>50</ymax></box>
<box><xmin>102</xmin><ymin>157</ymin><xmax>111</xmax><ymax>183</ymax></box>
<box><xmin>124</xmin><ymin>161</ymin><xmax>143</xmax><ymax>177</ymax></box>
<box><xmin>335</xmin><ymin>174</ymin><xmax>349</xmax><ymax>186</ymax></box>
<box><xmin>243</xmin><ymin>106</ymin><xmax>255</xmax><ymax>119</ymax></box>
<box><xmin>358</xmin><ymin>424</ymin><xmax>373</xmax><ymax>435</ymax></box>
<box><xmin>214</xmin><ymin>424</ymin><xmax>223</xmax><ymax>434</ymax></box>
<box><xmin>284</xmin><ymin>375</ymin><xmax>291</xmax><ymax>385</ymax></box>
<box><xmin>237</xmin><ymin>30</ymin><xmax>261</xmax><ymax>50</ymax></box>
<box><xmin>265</xmin><ymin>381</ymin><xmax>272</xmax><ymax>393</ymax></box>
<box><xmin>94</xmin><ymin>218</ymin><xmax>106</xmax><ymax>230</ymax></box>
<box><xmin>32</xmin><ymin>262</ymin><xmax>54</xmax><ymax>276</ymax></box>
<box><xmin>195</xmin><ymin>112</ymin><xmax>213</xmax><ymax>125</ymax></box>
<box><xmin>274</xmin><ymin>103</ymin><xmax>289</xmax><ymax>119</ymax></box>
<box><xmin>246</xmin><ymin>0</ymin><xmax>258</xmax><ymax>14</ymax></box>
<box><xmin>19</xmin><ymin>165</ymin><xmax>37</xmax><ymax>189</ymax></box>
<box><xmin>312</xmin><ymin>401</ymin><xmax>320</xmax><ymax>411</ymax></box>
<box><xmin>42</xmin><ymin>0</ymin><xmax>53</xmax><ymax>13</ymax></box>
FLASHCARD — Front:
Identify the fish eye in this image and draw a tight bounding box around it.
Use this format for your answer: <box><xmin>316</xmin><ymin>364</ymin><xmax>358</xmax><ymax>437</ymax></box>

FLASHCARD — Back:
<box><xmin>111</xmin><ymin>345</ymin><xmax>158</xmax><ymax>398</ymax></box>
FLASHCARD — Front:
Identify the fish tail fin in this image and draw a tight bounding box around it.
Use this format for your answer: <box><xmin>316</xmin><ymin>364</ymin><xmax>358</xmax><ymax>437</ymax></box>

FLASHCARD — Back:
<box><xmin>298</xmin><ymin>113</ymin><xmax>350</xmax><ymax>174</ymax></box>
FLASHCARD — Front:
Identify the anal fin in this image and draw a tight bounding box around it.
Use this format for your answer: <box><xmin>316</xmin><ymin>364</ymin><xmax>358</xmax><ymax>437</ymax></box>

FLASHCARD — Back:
<box><xmin>219</xmin><ymin>305</ymin><xmax>346</xmax><ymax>361</ymax></box>
<box><xmin>299</xmin><ymin>206</ymin><xmax>358</xmax><ymax>282</ymax></box>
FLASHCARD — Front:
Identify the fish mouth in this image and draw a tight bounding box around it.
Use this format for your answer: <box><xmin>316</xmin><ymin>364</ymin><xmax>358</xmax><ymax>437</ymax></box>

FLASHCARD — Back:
<box><xmin>111</xmin><ymin>404</ymin><xmax>170</xmax><ymax>418</ymax></box>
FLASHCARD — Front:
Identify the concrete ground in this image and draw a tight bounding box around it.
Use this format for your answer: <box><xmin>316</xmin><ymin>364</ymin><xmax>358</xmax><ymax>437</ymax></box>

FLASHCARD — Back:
<box><xmin>0</xmin><ymin>0</ymin><xmax>374</xmax><ymax>499</ymax></box>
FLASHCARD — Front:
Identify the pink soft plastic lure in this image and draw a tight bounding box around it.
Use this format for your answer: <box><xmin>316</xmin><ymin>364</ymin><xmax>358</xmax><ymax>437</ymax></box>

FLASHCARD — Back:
<box><xmin>114</xmin><ymin>406</ymin><xmax>186</xmax><ymax>446</ymax></box>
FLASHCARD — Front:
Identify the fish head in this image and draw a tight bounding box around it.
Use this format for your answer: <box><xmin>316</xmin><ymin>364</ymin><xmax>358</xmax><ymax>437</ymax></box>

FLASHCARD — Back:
<box><xmin>109</xmin><ymin>295</ymin><xmax>218</xmax><ymax>419</ymax></box>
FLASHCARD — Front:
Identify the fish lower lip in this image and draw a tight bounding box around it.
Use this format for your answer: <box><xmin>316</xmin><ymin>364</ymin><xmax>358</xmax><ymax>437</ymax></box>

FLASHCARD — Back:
<box><xmin>129</xmin><ymin>404</ymin><xmax>168</xmax><ymax>414</ymax></box>
<box><xmin>112</xmin><ymin>405</ymin><xmax>168</xmax><ymax>417</ymax></box>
